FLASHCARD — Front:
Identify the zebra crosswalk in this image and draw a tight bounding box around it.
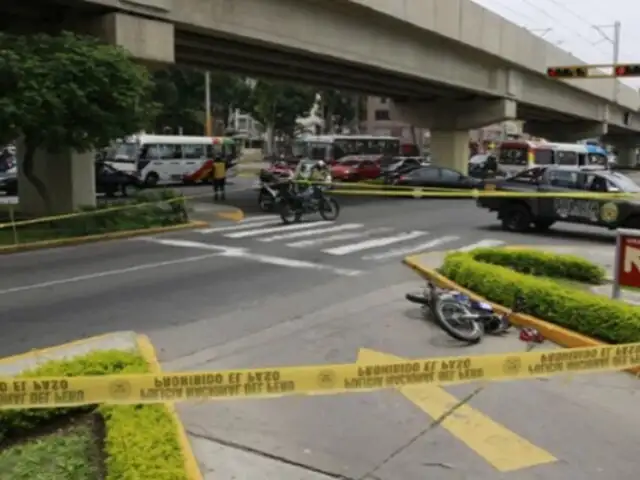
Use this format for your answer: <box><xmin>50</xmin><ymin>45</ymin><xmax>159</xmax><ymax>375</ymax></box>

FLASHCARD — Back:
<box><xmin>192</xmin><ymin>215</ymin><xmax>507</xmax><ymax>263</ymax></box>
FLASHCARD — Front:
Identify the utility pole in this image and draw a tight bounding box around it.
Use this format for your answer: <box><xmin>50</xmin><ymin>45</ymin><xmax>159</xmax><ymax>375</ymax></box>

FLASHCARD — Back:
<box><xmin>204</xmin><ymin>71</ymin><xmax>212</xmax><ymax>136</ymax></box>
<box><xmin>592</xmin><ymin>20</ymin><xmax>621</xmax><ymax>102</ymax></box>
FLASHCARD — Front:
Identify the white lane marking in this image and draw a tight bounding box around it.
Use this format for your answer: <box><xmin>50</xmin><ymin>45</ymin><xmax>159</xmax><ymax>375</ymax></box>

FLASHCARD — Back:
<box><xmin>225</xmin><ymin>221</ymin><xmax>333</xmax><ymax>239</ymax></box>
<box><xmin>196</xmin><ymin>218</ymin><xmax>279</xmax><ymax>234</ymax></box>
<box><xmin>221</xmin><ymin>250</ymin><xmax>363</xmax><ymax>276</ymax></box>
<box><xmin>362</xmin><ymin>235</ymin><xmax>460</xmax><ymax>261</ymax></box>
<box><xmin>0</xmin><ymin>251</ymin><xmax>232</xmax><ymax>296</ymax></box>
<box><xmin>143</xmin><ymin>238</ymin><xmax>363</xmax><ymax>276</ymax></box>
<box><xmin>286</xmin><ymin>227</ymin><xmax>392</xmax><ymax>248</ymax></box>
<box><xmin>457</xmin><ymin>239</ymin><xmax>506</xmax><ymax>252</ymax></box>
<box><xmin>323</xmin><ymin>231</ymin><xmax>427</xmax><ymax>256</ymax></box>
<box><xmin>258</xmin><ymin>223</ymin><xmax>363</xmax><ymax>242</ymax></box>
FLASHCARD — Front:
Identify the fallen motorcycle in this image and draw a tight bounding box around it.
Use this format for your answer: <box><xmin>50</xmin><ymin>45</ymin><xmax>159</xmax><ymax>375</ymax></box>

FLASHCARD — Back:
<box><xmin>405</xmin><ymin>282</ymin><xmax>523</xmax><ymax>344</ymax></box>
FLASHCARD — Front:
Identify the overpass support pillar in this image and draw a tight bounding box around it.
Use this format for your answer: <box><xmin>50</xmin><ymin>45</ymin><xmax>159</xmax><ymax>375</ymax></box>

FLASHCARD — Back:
<box><xmin>17</xmin><ymin>146</ymin><xmax>96</xmax><ymax>216</ymax></box>
<box><xmin>84</xmin><ymin>12</ymin><xmax>175</xmax><ymax>66</ymax></box>
<box><xmin>430</xmin><ymin>131</ymin><xmax>469</xmax><ymax>174</ymax></box>
<box><xmin>18</xmin><ymin>13</ymin><xmax>175</xmax><ymax>215</ymax></box>
<box><xmin>604</xmin><ymin>135</ymin><xmax>640</xmax><ymax>167</ymax></box>
<box><xmin>393</xmin><ymin>98</ymin><xmax>517</xmax><ymax>174</ymax></box>
<box><xmin>616</xmin><ymin>147</ymin><xmax>637</xmax><ymax>167</ymax></box>
<box><xmin>524</xmin><ymin>121</ymin><xmax>608</xmax><ymax>142</ymax></box>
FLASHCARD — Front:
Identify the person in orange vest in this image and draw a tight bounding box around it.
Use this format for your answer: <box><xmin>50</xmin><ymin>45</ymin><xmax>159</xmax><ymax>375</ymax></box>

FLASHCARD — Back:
<box><xmin>211</xmin><ymin>155</ymin><xmax>227</xmax><ymax>201</ymax></box>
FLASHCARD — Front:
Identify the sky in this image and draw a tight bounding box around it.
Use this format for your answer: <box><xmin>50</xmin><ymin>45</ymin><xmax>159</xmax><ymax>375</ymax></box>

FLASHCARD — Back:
<box><xmin>473</xmin><ymin>0</ymin><xmax>640</xmax><ymax>88</ymax></box>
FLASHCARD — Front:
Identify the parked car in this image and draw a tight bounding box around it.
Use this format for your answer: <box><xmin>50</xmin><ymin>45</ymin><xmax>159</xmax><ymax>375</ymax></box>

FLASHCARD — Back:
<box><xmin>330</xmin><ymin>156</ymin><xmax>381</xmax><ymax>182</ymax></box>
<box><xmin>468</xmin><ymin>154</ymin><xmax>506</xmax><ymax>179</ymax></box>
<box><xmin>96</xmin><ymin>161</ymin><xmax>143</xmax><ymax>197</ymax></box>
<box><xmin>393</xmin><ymin>165</ymin><xmax>483</xmax><ymax>190</ymax></box>
<box><xmin>382</xmin><ymin>156</ymin><xmax>428</xmax><ymax>184</ymax></box>
<box><xmin>0</xmin><ymin>169</ymin><xmax>17</xmax><ymax>195</ymax></box>
<box><xmin>0</xmin><ymin>162</ymin><xmax>143</xmax><ymax>198</ymax></box>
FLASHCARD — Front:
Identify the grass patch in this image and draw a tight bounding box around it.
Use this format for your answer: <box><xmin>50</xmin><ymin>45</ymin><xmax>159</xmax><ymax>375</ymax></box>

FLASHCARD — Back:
<box><xmin>0</xmin><ymin>350</ymin><xmax>188</xmax><ymax>480</ymax></box>
<box><xmin>0</xmin><ymin>419</ymin><xmax>101</xmax><ymax>480</ymax></box>
<box><xmin>0</xmin><ymin>189</ymin><xmax>189</xmax><ymax>247</ymax></box>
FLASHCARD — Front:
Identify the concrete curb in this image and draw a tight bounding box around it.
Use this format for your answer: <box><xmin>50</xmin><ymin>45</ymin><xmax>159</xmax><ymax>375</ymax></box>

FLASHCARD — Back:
<box><xmin>136</xmin><ymin>335</ymin><xmax>204</xmax><ymax>480</ymax></box>
<box><xmin>402</xmin><ymin>254</ymin><xmax>640</xmax><ymax>376</ymax></box>
<box><xmin>0</xmin><ymin>221</ymin><xmax>209</xmax><ymax>255</ymax></box>
<box><xmin>0</xmin><ymin>332</ymin><xmax>204</xmax><ymax>480</ymax></box>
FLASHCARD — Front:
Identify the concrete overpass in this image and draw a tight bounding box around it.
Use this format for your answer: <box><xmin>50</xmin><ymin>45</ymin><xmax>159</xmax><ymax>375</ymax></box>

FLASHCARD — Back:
<box><xmin>4</xmin><ymin>0</ymin><xmax>640</xmax><ymax>213</ymax></box>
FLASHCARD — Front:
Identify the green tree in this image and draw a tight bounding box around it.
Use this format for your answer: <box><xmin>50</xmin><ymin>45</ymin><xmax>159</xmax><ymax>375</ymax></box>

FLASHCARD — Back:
<box><xmin>151</xmin><ymin>67</ymin><xmax>204</xmax><ymax>135</ymax></box>
<box><xmin>249</xmin><ymin>80</ymin><xmax>316</xmax><ymax>152</ymax></box>
<box><xmin>319</xmin><ymin>89</ymin><xmax>357</xmax><ymax>133</ymax></box>
<box><xmin>0</xmin><ymin>31</ymin><xmax>156</xmax><ymax>211</ymax></box>
<box><xmin>151</xmin><ymin>68</ymin><xmax>254</xmax><ymax>135</ymax></box>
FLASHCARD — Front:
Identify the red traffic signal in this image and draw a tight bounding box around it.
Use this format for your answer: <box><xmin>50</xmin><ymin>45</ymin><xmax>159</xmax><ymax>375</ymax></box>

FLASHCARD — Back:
<box><xmin>546</xmin><ymin>67</ymin><xmax>587</xmax><ymax>78</ymax></box>
<box><xmin>615</xmin><ymin>64</ymin><xmax>640</xmax><ymax>77</ymax></box>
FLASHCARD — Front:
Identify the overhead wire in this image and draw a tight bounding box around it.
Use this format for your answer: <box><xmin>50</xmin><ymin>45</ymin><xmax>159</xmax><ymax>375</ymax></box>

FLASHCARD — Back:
<box><xmin>519</xmin><ymin>0</ymin><xmax>612</xmax><ymax>58</ymax></box>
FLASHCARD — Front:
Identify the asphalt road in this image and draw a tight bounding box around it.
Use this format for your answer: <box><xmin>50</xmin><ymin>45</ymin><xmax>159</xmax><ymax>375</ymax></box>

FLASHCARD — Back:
<box><xmin>0</xmin><ymin>193</ymin><xmax>631</xmax><ymax>479</ymax></box>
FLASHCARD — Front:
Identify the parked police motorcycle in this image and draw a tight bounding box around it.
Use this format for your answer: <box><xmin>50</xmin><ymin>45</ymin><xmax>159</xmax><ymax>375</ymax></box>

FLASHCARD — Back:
<box><xmin>256</xmin><ymin>167</ymin><xmax>294</xmax><ymax>212</ymax></box>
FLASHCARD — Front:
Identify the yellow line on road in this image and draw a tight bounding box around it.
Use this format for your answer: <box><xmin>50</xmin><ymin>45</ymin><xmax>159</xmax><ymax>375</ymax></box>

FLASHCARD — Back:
<box><xmin>358</xmin><ymin>348</ymin><xmax>557</xmax><ymax>472</ymax></box>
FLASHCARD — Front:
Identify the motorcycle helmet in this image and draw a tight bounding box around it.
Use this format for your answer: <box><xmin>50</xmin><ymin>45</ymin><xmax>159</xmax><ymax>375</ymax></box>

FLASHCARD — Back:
<box><xmin>316</xmin><ymin>160</ymin><xmax>326</xmax><ymax>169</ymax></box>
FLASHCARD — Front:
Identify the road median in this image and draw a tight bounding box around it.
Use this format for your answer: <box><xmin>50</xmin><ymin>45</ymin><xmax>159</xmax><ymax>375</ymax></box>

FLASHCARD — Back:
<box><xmin>0</xmin><ymin>332</ymin><xmax>202</xmax><ymax>480</ymax></box>
<box><xmin>0</xmin><ymin>189</ymin><xmax>222</xmax><ymax>254</ymax></box>
<box><xmin>403</xmin><ymin>247</ymin><xmax>640</xmax><ymax>374</ymax></box>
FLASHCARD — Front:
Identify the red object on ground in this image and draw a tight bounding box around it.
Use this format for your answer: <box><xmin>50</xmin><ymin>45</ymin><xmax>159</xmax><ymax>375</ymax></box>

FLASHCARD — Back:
<box><xmin>519</xmin><ymin>327</ymin><xmax>544</xmax><ymax>343</ymax></box>
<box><xmin>617</xmin><ymin>233</ymin><xmax>640</xmax><ymax>289</ymax></box>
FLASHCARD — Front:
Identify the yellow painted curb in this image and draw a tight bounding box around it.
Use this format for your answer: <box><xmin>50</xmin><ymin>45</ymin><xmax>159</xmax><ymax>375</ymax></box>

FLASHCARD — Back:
<box><xmin>0</xmin><ymin>221</ymin><xmax>209</xmax><ymax>255</ymax></box>
<box><xmin>136</xmin><ymin>334</ymin><xmax>204</xmax><ymax>480</ymax></box>
<box><xmin>402</xmin><ymin>254</ymin><xmax>640</xmax><ymax>376</ymax></box>
<box><xmin>0</xmin><ymin>333</ymin><xmax>124</xmax><ymax>365</ymax></box>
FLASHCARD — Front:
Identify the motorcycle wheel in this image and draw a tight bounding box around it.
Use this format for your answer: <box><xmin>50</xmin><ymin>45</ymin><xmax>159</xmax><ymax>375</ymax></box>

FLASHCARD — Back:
<box><xmin>433</xmin><ymin>298</ymin><xmax>484</xmax><ymax>343</ymax></box>
<box><xmin>258</xmin><ymin>190</ymin><xmax>274</xmax><ymax>212</ymax></box>
<box><xmin>319</xmin><ymin>197</ymin><xmax>340</xmax><ymax>221</ymax></box>
<box><xmin>279</xmin><ymin>202</ymin><xmax>302</xmax><ymax>224</ymax></box>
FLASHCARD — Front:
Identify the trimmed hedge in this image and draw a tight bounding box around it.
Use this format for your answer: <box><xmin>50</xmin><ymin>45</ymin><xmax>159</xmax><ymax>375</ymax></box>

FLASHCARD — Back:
<box><xmin>1</xmin><ymin>189</ymin><xmax>189</xmax><ymax>246</ymax></box>
<box><xmin>472</xmin><ymin>248</ymin><xmax>606</xmax><ymax>284</ymax></box>
<box><xmin>0</xmin><ymin>350</ymin><xmax>188</xmax><ymax>480</ymax></box>
<box><xmin>440</xmin><ymin>248</ymin><xmax>640</xmax><ymax>344</ymax></box>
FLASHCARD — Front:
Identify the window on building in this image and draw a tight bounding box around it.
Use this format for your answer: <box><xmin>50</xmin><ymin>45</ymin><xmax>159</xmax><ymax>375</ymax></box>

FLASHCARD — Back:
<box><xmin>380</xmin><ymin>97</ymin><xmax>388</xmax><ymax>104</ymax></box>
<box><xmin>374</xmin><ymin>109</ymin><xmax>390</xmax><ymax>121</ymax></box>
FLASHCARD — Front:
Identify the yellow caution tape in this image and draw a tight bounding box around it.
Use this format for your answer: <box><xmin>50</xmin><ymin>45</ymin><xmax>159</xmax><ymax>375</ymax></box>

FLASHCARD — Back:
<box><xmin>0</xmin><ymin>192</ymin><xmax>211</xmax><ymax>230</ymax></box>
<box><xmin>1</xmin><ymin>180</ymin><xmax>633</xmax><ymax>231</ymax></box>
<box><xmin>330</xmin><ymin>188</ymin><xmax>633</xmax><ymax>200</ymax></box>
<box><xmin>1</xmin><ymin>343</ymin><xmax>638</xmax><ymax>409</ymax></box>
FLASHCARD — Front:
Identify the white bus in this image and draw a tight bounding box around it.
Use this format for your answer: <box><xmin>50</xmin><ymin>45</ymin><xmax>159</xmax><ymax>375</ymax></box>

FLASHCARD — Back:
<box><xmin>106</xmin><ymin>135</ymin><xmax>237</xmax><ymax>186</ymax></box>
<box><xmin>293</xmin><ymin>135</ymin><xmax>401</xmax><ymax>165</ymax></box>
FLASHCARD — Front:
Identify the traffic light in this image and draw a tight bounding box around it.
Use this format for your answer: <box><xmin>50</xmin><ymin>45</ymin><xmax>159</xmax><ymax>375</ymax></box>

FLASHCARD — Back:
<box><xmin>546</xmin><ymin>66</ymin><xmax>588</xmax><ymax>78</ymax></box>
<box><xmin>615</xmin><ymin>64</ymin><xmax>640</xmax><ymax>77</ymax></box>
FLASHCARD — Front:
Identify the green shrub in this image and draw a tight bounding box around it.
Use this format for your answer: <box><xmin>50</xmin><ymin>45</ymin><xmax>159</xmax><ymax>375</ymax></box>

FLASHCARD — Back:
<box><xmin>0</xmin><ymin>349</ymin><xmax>188</xmax><ymax>479</ymax></box>
<box><xmin>472</xmin><ymin>248</ymin><xmax>605</xmax><ymax>284</ymax></box>
<box><xmin>440</xmin><ymin>249</ymin><xmax>640</xmax><ymax>344</ymax></box>
<box><xmin>3</xmin><ymin>189</ymin><xmax>189</xmax><ymax>245</ymax></box>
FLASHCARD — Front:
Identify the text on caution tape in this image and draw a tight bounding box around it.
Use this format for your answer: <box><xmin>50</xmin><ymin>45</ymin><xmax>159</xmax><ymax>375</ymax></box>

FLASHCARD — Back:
<box><xmin>1</xmin><ymin>343</ymin><xmax>639</xmax><ymax>409</ymax></box>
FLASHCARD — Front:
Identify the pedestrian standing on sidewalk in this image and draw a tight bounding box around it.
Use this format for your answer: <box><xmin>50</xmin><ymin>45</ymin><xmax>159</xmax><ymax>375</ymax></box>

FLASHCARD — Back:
<box><xmin>212</xmin><ymin>155</ymin><xmax>227</xmax><ymax>201</ymax></box>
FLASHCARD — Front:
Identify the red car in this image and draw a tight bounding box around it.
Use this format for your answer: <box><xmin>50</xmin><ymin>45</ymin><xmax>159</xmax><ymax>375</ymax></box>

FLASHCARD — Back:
<box><xmin>330</xmin><ymin>156</ymin><xmax>381</xmax><ymax>182</ymax></box>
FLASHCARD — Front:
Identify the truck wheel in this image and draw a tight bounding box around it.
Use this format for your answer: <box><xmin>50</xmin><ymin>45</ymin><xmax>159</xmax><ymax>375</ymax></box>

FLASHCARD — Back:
<box><xmin>623</xmin><ymin>216</ymin><xmax>640</xmax><ymax>229</ymax></box>
<box><xmin>533</xmin><ymin>219</ymin><xmax>555</xmax><ymax>232</ymax></box>
<box><xmin>500</xmin><ymin>204</ymin><xmax>532</xmax><ymax>232</ymax></box>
